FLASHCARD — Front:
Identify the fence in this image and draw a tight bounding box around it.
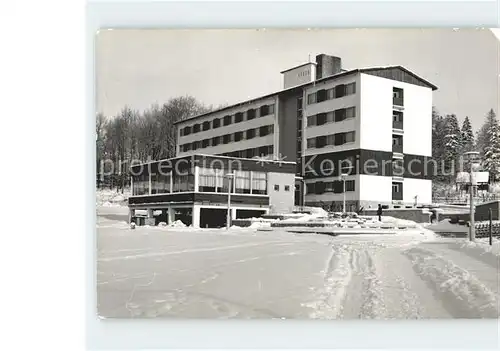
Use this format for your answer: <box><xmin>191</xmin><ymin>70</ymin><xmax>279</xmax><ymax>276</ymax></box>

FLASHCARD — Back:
<box><xmin>474</xmin><ymin>220</ymin><xmax>500</xmax><ymax>239</ymax></box>
<box><xmin>433</xmin><ymin>194</ymin><xmax>500</xmax><ymax>205</ymax></box>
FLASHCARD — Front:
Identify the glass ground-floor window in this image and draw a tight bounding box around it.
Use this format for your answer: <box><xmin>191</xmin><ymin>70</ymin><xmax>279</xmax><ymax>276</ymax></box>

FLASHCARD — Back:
<box><xmin>198</xmin><ymin>167</ymin><xmax>225</xmax><ymax>192</ymax></box>
<box><xmin>251</xmin><ymin>171</ymin><xmax>267</xmax><ymax>194</ymax></box>
<box><xmin>151</xmin><ymin>172</ymin><xmax>171</xmax><ymax>194</ymax></box>
<box><xmin>173</xmin><ymin>168</ymin><xmax>194</xmax><ymax>192</ymax></box>
<box><xmin>132</xmin><ymin>173</ymin><xmax>149</xmax><ymax>195</ymax></box>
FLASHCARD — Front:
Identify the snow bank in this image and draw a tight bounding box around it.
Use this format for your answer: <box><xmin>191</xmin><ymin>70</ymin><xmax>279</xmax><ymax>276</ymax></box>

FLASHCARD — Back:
<box><xmin>167</xmin><ymin>220</ymin><xmax>187</xmax><ymax>228</ymax></box>
<box><xmin>458</xmin><ymin>238</ymin><xmax>500</xmax><ymax>258</ymax></box>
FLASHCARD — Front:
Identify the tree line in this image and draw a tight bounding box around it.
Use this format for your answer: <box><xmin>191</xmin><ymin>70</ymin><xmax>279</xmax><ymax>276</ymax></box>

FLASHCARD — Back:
<box><xmin>96</xmin><ymin>95</ymin><xmax>225</xmax><ymax>191</ymax></box>
<box><xmin>432</xmin><ymin>108</ymin><xmax>500</xmax><ymax>186</ymax></box>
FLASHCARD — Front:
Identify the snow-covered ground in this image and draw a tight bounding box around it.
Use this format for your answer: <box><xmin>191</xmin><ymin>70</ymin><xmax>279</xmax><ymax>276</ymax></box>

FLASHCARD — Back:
<box><xmin>96</xmin><ymin>206</ymin><xmax>499</xmax><ymax>319</ymax></box>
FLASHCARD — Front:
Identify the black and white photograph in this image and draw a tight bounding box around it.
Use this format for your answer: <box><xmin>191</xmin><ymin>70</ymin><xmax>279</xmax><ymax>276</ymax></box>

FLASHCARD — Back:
<box><xmin>95</xmin><ymin>28</ymin><xmax>499</xmax><ymax>319</ymax></box>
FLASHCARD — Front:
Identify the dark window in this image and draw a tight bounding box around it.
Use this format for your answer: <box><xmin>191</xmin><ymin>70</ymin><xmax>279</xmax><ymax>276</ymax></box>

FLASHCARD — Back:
<box><xmin>393</xmin><ymin>87</ymin><xmax>404</xmax><ymax>106</ymax></box>
<box><xmin>274</xmin><ymin>184</ymin><xmax>279</xmax><ymax>191</ymax></box>
<box><xmin>260</xmin><ymin>105</ymin><xmax>269</xmax><ymax>117</ymax></box>
<box><xmin>393</xmin><ymin>111</ymin><xmax>404</xmax><ymax>129</ymax></box>
<box><xmin>297</xmin><ymin>98</ymin><xmax>302</xmax><ymax>110</ymax></box>
<box><xmin>334</xmin><ymin>133</ymin><xmax>345</xmax><ymax>146</ymax></box>
<box><xmin>392</xmin><ymin>182</ymin><xmax>403</xmax><ymax>200</ymax></box>
<box><xmin>202</xmin><ymin>139</ymin><xmax>210</xmax><ymax>148</ymax></box>
<box><xmin>212</xmin><ymin>136</ymin><xmax>220</xmax><ymax>146</ymax></box>
<box><xmin>335</xmin><ymin>84</ymin><xmax>346</xmax><ymax>98</ymax></box>
<box><xmin>306</xmin><ymin>183</ymin><xmax>315</xmax><ymax>194</ymax></box>
<box><xmin>223</xmin><ymin>134</ymin><xmax>231</xmax><ymax>144</ymax></box>
<box><xmin>192</xmin><ymin>141</ymin><xmax>200</xmax><ymax>150</ymax></box>
<box><xmin>284</xmin><ymin>185</ymin><xmax>291</xmax><ymax>192</ymax></box>
<box><xmin>334</xmin><ymin>108</ymin><xmax>347</xmax><ymax>122</ymax></box>
<box><xmin>212</xmin><ymin>118</ymin><xmax>221</xmax><ymax>128</ymax></box>
<box><xmin>202</xmin><ymin>121</ymin><xmax>210</xmax><ymax>131</ymax></box>
<box><xmin>183</xmin><ymin>126</ymin><xmax>192</xmax><ymax>135</ymax></box>
<box><xmin>182</xmin><ymin>144</ymin><xmax>191</xmax><ymax>152</ymax></box>
<box><xmin>345</xmin><ymin>180</ymin><xmax>355</xmax><ymax>192</ymax></box>
<box><xmin>245</xmin><ymin>148</ymin><xmax>254</xmax><ymax>158</ymax></box>
<box><xmin>234</xmin><ymin>131</ymin><xmax>243</xmax><ymax>142</ymax></box>
<box><xmin>316</xmin><ymin>135</ymin><xmax>327</xmax><ymax>148</ymax></box>
<box><xmin>246</xmin><ymin>128</ymin><xmax>256</xmax><ymax>139</ymax></box>
<box><xmin>223</xmin><ymin>115</ymin><xmax>232</xmax><ymax>126</ymax></box>
<box><xmin>247</xmin><ymin>109</ymin><xmax>256</xmax><ymax>120</ymax></box>
<box><xmin>307</xmin><ymin>115</ymin><xmax>316</xmax><ymax>127</ymax></box>
<box><xmin>193</xmin><ymin>124</ymin><xmax>200</xmax><ymax>133</ymax></box>
<box><xmin>235</xmin><ymin>112</ymin><xmax>244</xmax><ymax>123</ymax></box>
<box><xmin>259</xmin><ymin>125</ymin><xmax>270</xmax><ymax>137</ymax></box>
<box><xmin>258</xmin><ymin>145</ymin><xmax>268</xmax><ymax>156</ymax></box>
<box><xmin>316</xmin><ymin>89</ymin><xmax>327</xmax><ymax>102</ymax></box>
<box><xmin>316</xmin><ymin>113</ymin><xmax>327</xmax><ymax>126</ymax></box>
<box><xmin>315</xmin><ymin>181</ymin><xmax>325</xmax><ymax>194</ymax></box>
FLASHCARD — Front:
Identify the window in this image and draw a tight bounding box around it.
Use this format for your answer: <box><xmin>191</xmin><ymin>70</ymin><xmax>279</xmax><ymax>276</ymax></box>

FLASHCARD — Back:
<box><xmin>393</xmin><ymin>111</ymin><xmax>403</xmax><ymax>123</ymax></box>
<box><xmin>151</xmin><ymin>172</ymin><xmax>171</xmax><ymax>194</ymax></box>
<box><xmin>307</xmin><ymin>138</ymin><xmax>316</xmax><ymax>149</ymax></box>
<box><xmin>193</xmin><ymin>124</ymin><xmax>200</xmax><ymax>133</ymax></box>
<box><xmin>333</xmin><ymin>133</ymin><xmax>344</xmax><ymax>146</ymax></box>
<box><xmin>260</xmin><ymin>105</ymin><xmax>270</xmax><ymax>117</ymax></box>
<box><xmin>334</xmin><ymin>108</ymin><xmax>347</xmax><ymax>122</ymax></box>
<box><xmin>315</xmin><ymin>181</ymin><xmax>325</xmax><ymax>194</ymax></box>
<box><xmin>192</xmin><ymin>141</ymin><xmax>200</xmax><ymax>150</ymax></box>
<box><xmin>212</xmin><ymin>136</ymin><xmax>221</xmax><ymax>146</ymax></box>
<box><xmin>173</xmin><ymin>168</ymin><xmax>194</xmax><ymax>192</ymax></box>
<box><xmin>307</xmin><ymin>93</ymin><xmax>316</xmax><ymax>105</ymax></box>
<box><xmin>335</xmin><ymin>84</ymin><xmax>346</xmax><ymax>98</ymax></box>
<box><xmin>327</xmin><ymin>88</ymin><xmax>335</xmax><ymax>100</ymax></box>
<box><xmin>213</xmin><ymin>118</ymin><xmax>221</xmax><ymax>128</ymax></box>
<box><xmin>247</xmin><ymin>109</ymin><xmax>256</xmax><ymax>120</ymax></box>
<box><xmin>392</xmin><ymin>135</ymin><xmax>403</xmax><ymax>146</ymax></box>
<box><xmin>223</xmin><ymin>134</ymin><xmax>231</xmax><ymax>144</ymax></box>
<box><xmin>269</xmin><ymin>104</ymin><xmax>275</xmax><ymax>114</ymax></box>
<box><xmin>245</xmin><ymin>148</ymin><xmax>254</xmax><ymax>159</ymax></box>
<box><xmin>393</xmin><ymin>87</ymin><xmax>404</xmax><ymax>106</ymax></box>
<box><xmin>316</xmin><ymin>89</ymin><xmax>327</xmax><ymax>102</ymax></box>
<box><xmin>202</xmin><ymin>139</ymin><xmax>210</xmax><ymax>148</ymax></box>
<box><xmin>316</xmin><ymin>113</ymin><xmax>327</xmax><ymax>126</ymax></box>
<box><xmin>307</xmin><ymin>115</ymin><xmax>317</xmax><ymax>127</ymax></box>
<box><xmin>234</xmin><ymin>131</ymin><xmax>244</xmax><ymax>142</ymax></box>
<box><xmin>234</xmin><ymin>170</ymin><xmax>251</xmax><ymax>194</ymax></box>
<box><xmin>246</xmin><ymin>128</ymin><xmax>256</xmax><ymax>139</ymax></box>
<box><xmin>223</xmin><ymin>115</ymin><xmax>232</xmax><ymax>126</ymax></box>
<box><xmin>284</xmin><ymin>185</ymin><xmax>290</xmax><ymax>192</ymax></box>
<box><xmin>202</xmin><ymin>121</ymin><xmax>210</xmax><ymax>131</ymax></box>
<box><xmin>252</xmin><ymin>172</ymin><xmax>267</xmax><ymax>194</ymax></box>
<box><xmin>274</xmin><ymin>184</ymin><xmax>280</xmax><ymax>191</ymax></box>
<box><xmin>235</xmin><ymin>112</ymin><xmax>244</xmax><ymax>123</ymax></box>
<box><xmin>306</xmin><ymin>183</ymin><xmax>315</xmax><ymax>194</ymax></box>
<box><xmin>132</xmin><ymin>174</ymin><xmax>149</xmax><ymax>196</ymax></box>
<box><xmin>346</xmin><ymin>107</ymin><xmax>356</xmax><ymax>119</ymax></box>
<box><xmin>345</xmin><ymin>180</ymin><xmax>355</xmax><ymax>192</ymax></box>
<box><xmin>392</xmin><ymin>182</ymin><xmax>402</xmax><ymax>193</ymax></box>
<box><xmin>297</xmin><ymin>98</ymin><xmax>303</xmax><ymax>110</ymax></box>
<box><xmin>316</xmin><ymin>135</ymin><xmax>327</xmax><ymax>148</ymax></box>
<box><xmin>326</xmin><ymin>111</ymin><xmax>335</xmax><ymax>123</ymax></box>
<box><xmin>199</xmin><ymin>167</ymin><xmax>224</xmax><ymax>192</ymax></box>
<box><xmin>183</xmin><ymin>126</ymin><xmax>192</xmax><ymax>136</ymax></box>
<box><xmin>260</xmin><ymin>125</ymin><xmax>270</xmax><ymax>137</ymax></box>
<box><xmin>182</xmin><ymin>144</ymin><xmax>191</xmax><ymax>152</ymax></box>
<box><xmin>346</xmin><ymin>82</ymin><xmax>356</xmax><ymax>95</ymax></box>
<box><xmin>345</xmin><ymin>131</ymin><xmax>355</xmax><ymax>143</ymax></box>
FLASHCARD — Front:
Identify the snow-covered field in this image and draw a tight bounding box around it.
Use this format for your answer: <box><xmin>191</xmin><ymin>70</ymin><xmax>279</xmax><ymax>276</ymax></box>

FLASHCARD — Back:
<box><xmin>96</xmin><ymin>206</ymin><xmax>499</xmax><ymax>319</ymax></box>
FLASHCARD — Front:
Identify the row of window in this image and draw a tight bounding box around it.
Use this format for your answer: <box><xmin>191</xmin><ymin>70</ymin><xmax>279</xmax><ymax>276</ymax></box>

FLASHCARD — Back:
<box><xmin>132</xmin><ymin>169</ymin><xmax>269</xmax><ymax>195</ymax></box>
<box><xmin>307</xmin><ymin>82</ymin><xmax>356</xmax><ymax>105</ymax></box>
<box><xmin>220</xmin><ymin>145</ymin><xmax>274</xmax><ymax>159</ymax></box>
<box><xmin>180</xmin><ymin>104</ymin><xmax>276</xmax><ymax>136</ymax></box>
<box><xmin>307</xmin><ymin>107</ymin><xmax>356</xmax><ymax>127</ymax></box>
<box><xmin>199</xmin><ymin>168</ymin><xmax>268</xmax><ymax>194</ymax></box>
<box><xmin>307</xmin><ymin>131</ymin><xmax>356</xmax><ymax>149</ymax></box>
<box><xmin>306</xmin><ymin>180</ymin><xmax>355</xmax><ymax>195</ymax></box>
<box><xmin>180</xmin><ymin>125</ymin><xmax>274</xmax><ymax>153</ymax></box>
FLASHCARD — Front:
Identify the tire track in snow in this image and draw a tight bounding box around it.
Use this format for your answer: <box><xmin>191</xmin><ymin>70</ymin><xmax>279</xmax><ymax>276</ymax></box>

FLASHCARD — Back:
<box><xmin>403</xmin><ymin>246</ymin><xmax>499</xmax><ymax>318</ymax></box>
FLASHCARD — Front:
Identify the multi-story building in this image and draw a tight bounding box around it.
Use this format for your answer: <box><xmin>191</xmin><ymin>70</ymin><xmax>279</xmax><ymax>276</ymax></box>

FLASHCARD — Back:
<box><xmin>175</xmin><ymin>53</ymin><xmax>437</xmax><ymax>211</ymax></box>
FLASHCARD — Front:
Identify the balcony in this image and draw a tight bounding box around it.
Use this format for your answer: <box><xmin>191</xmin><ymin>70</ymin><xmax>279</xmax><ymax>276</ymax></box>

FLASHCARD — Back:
<box><xmin>392</xmin><ymin>144</ymin><xmax>403</xmax><ymax>153</ymax></box>
<box><xmin>393</xmin><ymin>120</ymin><xmax>403</xmax><ymax>130</ymax></box>
<box><xmin>393</xmin><ymin>97</ymin><xmax>404</xmax><ymax>107</ymax></box>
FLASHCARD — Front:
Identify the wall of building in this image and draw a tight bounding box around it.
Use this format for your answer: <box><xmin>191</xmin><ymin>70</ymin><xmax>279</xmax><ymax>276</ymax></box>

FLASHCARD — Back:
<box><xmin>358</xmin><ymin>174</ymin><xmax>393</xmax><ymax>207</ymax></box>
<box><xmin>359</xmin><ymin>73</ymin><xmax>393</xmax><ymax>152</ymax></box>
<box><xmin>282</xmin><ymin>63</ymin><xmax>316</xmax><ymax>89</ymax></box>
<box><xmin>403</xmin><ymin>178</ymin><xmax>432</xmax><ymax>205</ymax></box>
<box><xmin>278</xmin><ymin>91</ymin><xmax>302</xmax><ymax>163</ymax></box>
<box><xmin>304</xmin><ymin>174</ymin><xmax>359</xmax><ymax>204</ymax></box>
<box><xmin>267</xmin><ymin>172</ymin><xmax>296</xmax><ymax>214</ymax></box>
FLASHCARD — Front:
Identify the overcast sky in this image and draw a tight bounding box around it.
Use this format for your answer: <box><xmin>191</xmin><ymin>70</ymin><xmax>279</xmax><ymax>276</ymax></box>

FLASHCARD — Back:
<box><xmin>96</xmin><ymin>28</ymin><xmax>499</xmax><ymax>131</ymax></box>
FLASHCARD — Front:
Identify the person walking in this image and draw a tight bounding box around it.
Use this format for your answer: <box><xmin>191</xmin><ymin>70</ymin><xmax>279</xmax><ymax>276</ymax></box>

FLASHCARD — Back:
<box><xmin>377</xmin><ymin>204</ymin><xmax>383</xmax><ymax>222</ymax></box>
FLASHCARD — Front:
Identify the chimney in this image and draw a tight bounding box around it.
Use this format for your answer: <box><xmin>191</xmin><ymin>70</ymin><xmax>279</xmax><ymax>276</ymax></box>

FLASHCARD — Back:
<box><xmin>315</xmin><ymin>54</ymin><xmax>342</xmax><ymax>80</ymax></box>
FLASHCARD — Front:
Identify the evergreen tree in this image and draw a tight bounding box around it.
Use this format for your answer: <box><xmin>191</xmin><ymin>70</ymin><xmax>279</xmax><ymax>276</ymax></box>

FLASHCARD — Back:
<box><xmin>482</xmin><ymin>109</ymin><xmax>500</xmax><ymax>182</ymax></box>
<box><xmin>443</xmin><ymin>114</ymin><xmax>461</xmax><ymax>179</ymax></box>
<box><xmin>460</xmin><ymin>116</ymin><xmax>475</xmax><ymax>153</ymax></box>
<box><xmin>432</xmin><ymin>107</ymin><xmax>447</xmax><ymax>181</ymax></box>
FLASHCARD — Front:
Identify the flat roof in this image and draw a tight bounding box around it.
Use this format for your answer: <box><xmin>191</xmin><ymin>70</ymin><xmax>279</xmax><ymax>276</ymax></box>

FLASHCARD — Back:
<box><xmin>174</xmin><ymin>65</ymin><xmax>438</xmax><ymax>125</ymax></box>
